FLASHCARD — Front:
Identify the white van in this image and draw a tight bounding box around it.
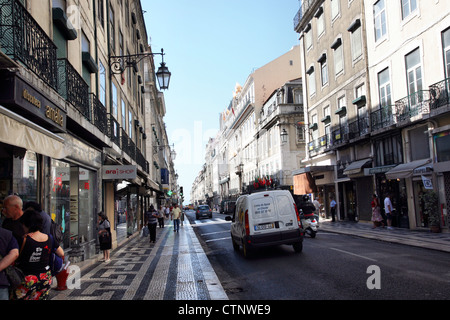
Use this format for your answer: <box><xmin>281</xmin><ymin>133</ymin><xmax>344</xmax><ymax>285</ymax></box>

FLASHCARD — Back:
<box><xmin>225</xmin><ymin>190</ymin><xmax>304</xmax><ymax>257</ymax></box>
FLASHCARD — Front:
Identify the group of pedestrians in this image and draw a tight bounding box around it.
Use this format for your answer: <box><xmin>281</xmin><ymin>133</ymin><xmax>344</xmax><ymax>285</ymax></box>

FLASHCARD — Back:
<box><xmin>144</xmin><ymin>204</ymin><xmax>184</xmax><ymax>243</ymax></box>
<box><xmin>371</xmin><ymin>193</ymin><xmax>395</xmax><ymax>230</ymax></box>
<box><xmin>0</xmin><ymin>195</ymin><xmax>65</xmax><ymax>300</ymax></box>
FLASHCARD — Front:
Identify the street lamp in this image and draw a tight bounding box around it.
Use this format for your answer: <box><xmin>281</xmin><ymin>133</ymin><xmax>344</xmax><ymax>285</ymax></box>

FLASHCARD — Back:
<box><xmin>109</xmin><ymin>48</ymin><xmax>172</xmax><ymax>90</ymax></box>
<box><xmin>280</xmin><ymin>128</ymin><xmax>288</xmax><ymax>143</ymax></box>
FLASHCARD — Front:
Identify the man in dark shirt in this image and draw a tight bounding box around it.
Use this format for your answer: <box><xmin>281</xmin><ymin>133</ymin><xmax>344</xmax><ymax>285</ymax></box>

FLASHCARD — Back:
<box><xmin>1</xmin><ymin>195</ymin><xmax>25</xmax><ymax>246</ymax></box>
<box><xmin>0</xmin><ymin>227</ymin><xmax>19</xmax><ymax>300</ymax></box>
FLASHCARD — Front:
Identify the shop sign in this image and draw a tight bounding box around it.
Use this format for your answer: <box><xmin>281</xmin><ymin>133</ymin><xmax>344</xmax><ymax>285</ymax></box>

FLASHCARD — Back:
<box><xmin>102</xmin><ymin>165</ymin><xmax>137</xmax><ymax>180</ymax></box>
<box><xmin>0</xmin><ymin>75</ymin><xmax>67</xmax><ymax>132</ymax></box>
<box><xmin>421</xmin><ymin>175</ymin><xmax>433</xmax><ymax>190</ymax></box>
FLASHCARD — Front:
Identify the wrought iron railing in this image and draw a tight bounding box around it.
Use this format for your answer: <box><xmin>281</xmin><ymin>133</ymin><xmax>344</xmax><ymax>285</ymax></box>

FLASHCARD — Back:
<box><xmin>58</xmin><ymin>58</ymin><xmax>90</xmax><ymax>119</ymax></box>
<box><xmin>370</xmin><ymin>105</ymin><xmax>394</xmax><ymax>131</ymax></box>
<box><xmin>0</xmin><ymin>0</ymin><xmax>58</xmax><ymax>89</ymax></box>
<box><xmin>429</xmin><ymin>78</ymin><xmax>450</xmax><ymax>110</ymax></box>
<box><xmin>90</xmin><ymin>93</ymin><xmax>108</xmax><ymax>135</ymax></box>
<box><xmin>348</xmin><ymin>116</ymin><xmax>369</xmax><ymax>140</ymax></box>
<box><xmin>394</xmin><ymin>90</ymin><xmax>430</xmax><ymax>122</ymax></box>
<box><xmin>107</xmin><ymin>114</ymin><xmax>121</xmax><ymax>147</ymax></box>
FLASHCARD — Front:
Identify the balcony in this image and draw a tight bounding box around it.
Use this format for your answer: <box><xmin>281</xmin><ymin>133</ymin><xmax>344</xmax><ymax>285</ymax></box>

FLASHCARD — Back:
<box><xmin>348</xmin><ymin>116</ymin><xmax>369</xmax><ymax>140</ymax></box>
<box><xmin>0</xmin><ymin>0</ymin><xmax>58</xmax><ymax>89</ymax></box>
<box><xmin>107</xmin><ymin>114</ymin><xmax>121</xmax><ymax>147</ymax></box>
<box><xmin>429</xmin><ymin>78</ymin><xmax>450</xmax><ymax>111</ymax></box>
<box><xmin>90</xmin><ymin>93</ymin><xmax>107</xmax><ymax>135</ymax></box>
<box><xmin>394</xmin><ymin>90</ymin><xmax>430</xmax><ymax>123</ymax></box>
<box><xmin>57</xmin><ymin>58</ymin><xmax>89</xmax><ymax>119</ymax></box>
<box><xmin>370</xmin><ymin>105</ymin><xmax>395</xmax><ymax>132</ymax></box>
<box><xmin>293</xmin><ymin>0</ymin><xmax>319</xmax><ymax>31</ymax></box>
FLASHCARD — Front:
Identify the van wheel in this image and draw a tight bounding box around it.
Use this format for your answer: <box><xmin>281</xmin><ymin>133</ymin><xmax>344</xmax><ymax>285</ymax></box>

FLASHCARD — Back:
<box><xmin>293</xmin><ymin>242</ymin><xmax>303</xmax><ymax>253</ymax></box>
<box><xmin>231</xmin><ymin>236</ymin><xmax>239</xmax><ymax>251</ymax></box>
<box><xmin>243</xmin><ymin>242</ymin><xmax>253</xmax><ymax>258</ymax></box>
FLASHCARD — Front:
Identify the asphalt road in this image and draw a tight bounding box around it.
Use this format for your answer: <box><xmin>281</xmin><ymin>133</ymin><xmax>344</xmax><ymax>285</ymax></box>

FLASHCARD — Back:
<box><xmin>185</xmin><ymin>210</ymin><xmax>450</xmax><ymax>300</ymax></box>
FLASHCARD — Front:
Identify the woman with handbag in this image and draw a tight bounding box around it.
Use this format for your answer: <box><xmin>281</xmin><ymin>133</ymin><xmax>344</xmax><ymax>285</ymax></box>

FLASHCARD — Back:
<box><xmin>371</xmin><ymin>194</ymin><xmax>385</xmax><ymax>229</ymax></box>
<box><xmin>14</xmin><ymin>209</ymin><xmax>64</xmax><ymax>300</ymax></box>
<box><xmin>98</xmin><ymin>212</ymin><xmax>112</xmax><ymax>262</ymax></box>
<box><xmin>0</xmin><ymin>227</ymin><xmax>20</xmax><ymax>300</ymax></box>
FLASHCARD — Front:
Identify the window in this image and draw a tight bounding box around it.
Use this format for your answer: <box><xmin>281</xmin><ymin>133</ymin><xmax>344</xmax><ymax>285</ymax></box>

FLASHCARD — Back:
<box><xmin>349</xmin><ymin>21</ymin><xmax>362</xmax><ymax>61</ymax></box>
<box><xmin>305</xmin><ymin>25</ymin><xmax>313</xmax><ymax>50</ymax></box>
<box><xmin>316</xmin><ymin>7</ymin><xmax>325</xmax><ymax>37</ymax></box>
<box><xmin>405</xmin><ymin>48</ymin><xmax>422</xmax><ymax>102</ymax></box>
<box><xmin>98</xmin><ymin>0</ymin><xmax>104</xmax><ymax>28</ymax></box>
<box><xmin>331</xmin><ymin>0</ymin><xmax>340</xmax><ymax>21</ymax></box>
<box><xmin>109</xmin><ymin>5</ymin><xmax>115</xmax><ymax>52</ymax></box>
<box><xmin>99</xmin><ymin>61</ymin><xmax>106</xmax><ymax>107</ymax></box>
<box><xmin>111</xmin><ymin>82</ymin><xmax>118</xmax><ymax>118</ymax></box>
<box><xmin>409</xmin><ymin>125</ymin><xmax>429</xmax><ymax>161</ymax></box>
<box><xmin>442</xmin><ymin>28</ymin><xmax>450</xmax><ymax>79</ymax></box>
<box><xmin>374</xmin><ymin>0</ymin><xmax>387</xmax><ymax>42</ymax></box>
<box><xmin>307</xmin><ymin>67</ymin><xmax>316</xmax><ymax>96</ymax></box>
<box><xmin>401</xmin><ymin>0</ymin><xmax>417</xmax><ymax>20</ymax></box>
<box><xmin>128</xmin><ymin>110</ymin><xmax>133</xmax><ymax>139</ymax></box>
<box><xmin>332</xmin><ymin>38</ymin><xmax>343</xmax><ymax>75</ymax></box>
<box><xmin>121</xmin><ymin>99</ymin><xmax>127</xmax><ymax>129</ymax></box>
<box><xmin>320</xmin><ymin>56</ymin><xmax>328</xmax><ymax>87</ymax></box>
<box><xmin>378</xmin><ymin>68</ymin><xmax>391</xmax><ymax>107</ymax></box>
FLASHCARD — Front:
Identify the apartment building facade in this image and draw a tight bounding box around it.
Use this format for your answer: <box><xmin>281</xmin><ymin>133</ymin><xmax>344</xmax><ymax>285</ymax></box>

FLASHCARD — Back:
<box><xmin>191</xmin><ymin>46</ymin><xmax>304</xmax><ymax>207</ymax></box>
<box><xmin>0</xmin><ymin>0</ymin><xmax>172</xmax><ymax>262</ymax></box>
<box><xmin>294</xmin><ymin>0</ymin><xmax>450</xmax><ymax>230</ymax></box>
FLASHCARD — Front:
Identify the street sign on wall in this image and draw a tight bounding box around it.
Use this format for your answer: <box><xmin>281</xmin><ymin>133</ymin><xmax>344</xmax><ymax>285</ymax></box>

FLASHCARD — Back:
<box><xmin>102</xmin><ymin>165</ymin><xmax>137</xmax><ymax>180</ymax></box>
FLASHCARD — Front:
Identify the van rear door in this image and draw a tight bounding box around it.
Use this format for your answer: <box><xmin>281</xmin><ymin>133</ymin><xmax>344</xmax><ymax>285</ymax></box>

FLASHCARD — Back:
<box><xmin>275</xmin><ymin>194</ymin><xmax>297</xmax><ymax>230</ymax></box>
<box><xmin>250</xmin><ymin>195</ymin><xmax>277</xmax><ymax>234</ymax></box>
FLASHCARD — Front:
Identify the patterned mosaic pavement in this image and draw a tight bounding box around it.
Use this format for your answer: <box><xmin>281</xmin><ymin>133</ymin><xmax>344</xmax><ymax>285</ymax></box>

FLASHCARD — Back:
<box><xmin>50</xmin><ymin>219</ymin><xmax>228</xmax><ymax>300</ymax></box>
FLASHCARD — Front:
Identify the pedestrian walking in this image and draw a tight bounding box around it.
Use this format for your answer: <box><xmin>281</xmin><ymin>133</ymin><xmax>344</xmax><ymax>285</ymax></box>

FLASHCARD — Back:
<box><xmin>171</xmin><ymin>204</ymin><xmax>181</xmax><ymax>232</ymax></box>
<box><xmin>371</xmin><ymin>194</ymin><xmax>384</xmax><ymax>228</ymax></box>
<box><xmin>330</xmin><ymin>196</ymin><xmax>337</xmax><ymax>222</ymax></box>
<box><xmin>384</xmin><ymin>193</ymin><xmax>394</xmax><ymax>229</ymax></box>
<box><xmin>157</xmin><ymin>205</ymin><xmax>165</xmax><ymax>228</ymax></box>
<box><xmin>313</xmin><ymin>196</ymin><xmax>323</xmax><ymax>220</ymax></box>
<box><xmin>145</xmin><ymin>205</ymin><xmax>158</xmax><ymax>243</ymax></box>
<box><xmin>0</xmin><ymin>227</ymin><xmax>19</xmax><ymax>300</ymax></box>
<box><xmin>98</xmin><ymin>212</ymin><xmax>112</xmax><ymax>262</ymax></box>
<box><xmin>2</xmin><ymin>195</ymin><xmax>26</xmax><ymax>246</ymax></box>
<box><xmin>14</xmin><ymin>209</ymin><xmax>64</xmax><ymax>300</ymax></box>
<box><xmin>164</xmin><ymin>206</ymin><xmax>170</xmax><ymax>219</ymax></box>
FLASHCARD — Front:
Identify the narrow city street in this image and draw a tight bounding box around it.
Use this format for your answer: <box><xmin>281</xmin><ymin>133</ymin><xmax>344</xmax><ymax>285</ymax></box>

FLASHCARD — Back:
<box><xmin>186</xmin><ymin>210</ymin><xmax>450</xmax><ymax>300</ymax></box>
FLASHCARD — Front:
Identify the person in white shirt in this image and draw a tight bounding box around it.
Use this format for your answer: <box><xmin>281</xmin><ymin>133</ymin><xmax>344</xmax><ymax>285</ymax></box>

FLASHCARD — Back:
<box><xmin>384</xmin><ymin>194</ymin><xmax>394</xmax><ymax>229</ymax></box>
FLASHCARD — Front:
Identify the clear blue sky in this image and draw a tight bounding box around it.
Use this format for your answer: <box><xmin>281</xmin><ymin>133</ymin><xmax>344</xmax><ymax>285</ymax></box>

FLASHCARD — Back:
<box><xmin>142</xmin><ymin>1</ymin><xmax>301</xmax><ymax>204</ymax></box>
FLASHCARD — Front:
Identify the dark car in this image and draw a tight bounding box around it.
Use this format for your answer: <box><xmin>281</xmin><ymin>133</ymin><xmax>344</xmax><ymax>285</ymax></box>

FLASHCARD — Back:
<box><xmin>196</xmin><ymin>205</ymin><xmax>212</xmax><ymax>219</ymax></box>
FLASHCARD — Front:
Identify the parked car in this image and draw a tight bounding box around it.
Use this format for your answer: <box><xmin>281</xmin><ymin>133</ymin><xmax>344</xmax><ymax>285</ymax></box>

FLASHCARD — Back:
<box><xmin>196</xmin><ymin>205</ymin><xmax>212</xmax><ymax>219</ymax></box>
<box><xmin>225</xmin><ymin>190</ymin><xmax>303</xmax><ymax>257</ymax></box>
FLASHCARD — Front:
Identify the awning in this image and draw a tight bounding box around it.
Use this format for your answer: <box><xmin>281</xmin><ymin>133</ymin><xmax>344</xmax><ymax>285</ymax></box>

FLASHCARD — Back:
<box><xmin>294</xmin><ymin>172</ymin><xmax>317</xmax><ymax>195</ymax></box>
<box><xmin>0</xmin><ymin>107</ymin><xmax>66</xmax><ymax>159</ymax></box>
<box><xmin>343</xmin><ymin>158</ymin><xmax>372</xmax><ymax>175</ymax></box>
<box><xmin>385</xmin><ymin>158</ymin><xmax>432</xmax><ymax>180</ymax></box>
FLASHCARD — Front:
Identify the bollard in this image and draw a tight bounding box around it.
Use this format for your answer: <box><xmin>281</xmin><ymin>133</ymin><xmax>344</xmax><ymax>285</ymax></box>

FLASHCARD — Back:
<box><xmin>55</xmin><ymin>268</ymin><xmax>69</xmax><ymax>291</ymax></box>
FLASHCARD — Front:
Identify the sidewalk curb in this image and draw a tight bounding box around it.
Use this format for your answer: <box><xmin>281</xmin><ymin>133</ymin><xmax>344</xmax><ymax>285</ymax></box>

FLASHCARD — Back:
<box><xmin>319</xmin><ymin>221</ymin><xmax>450</xmax><ymax>253</ymax></box>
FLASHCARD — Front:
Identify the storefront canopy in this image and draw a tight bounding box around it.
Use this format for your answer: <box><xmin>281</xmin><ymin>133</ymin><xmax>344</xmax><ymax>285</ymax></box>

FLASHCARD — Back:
<box><xmin>0</xmin><ymin>106</ymin><xmax>66</xmax><ymax>159</ymax></box>
<box><xmin>294</xmin><ymin>172</ymin><xmax>317</xmax><ymax>195</ymax></box>
<box><xmin>385</xmin><ymin>158</ymin><xmax>432</xmax><ymax>180</ymax></box>
<box><xmin>343</xmin><ymin>158</ymin><xmax>372</xmax><ymax>176</ymax></box>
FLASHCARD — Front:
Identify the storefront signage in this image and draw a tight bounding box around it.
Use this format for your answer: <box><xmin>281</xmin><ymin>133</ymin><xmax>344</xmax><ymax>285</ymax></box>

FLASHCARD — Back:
<box><xmin>0</xmin><ymin>75</ymin><xmax>67</xmax><ymax>132</ymax></box>
<box><xmin>102</xmin><ymin>165</ymin><xmax>137</xmax><ymax>180</ymax></box>
<box><xmin>421</xmin><ymin>175</ymin><xmax>433</xmax><ymax>190</ymax></box>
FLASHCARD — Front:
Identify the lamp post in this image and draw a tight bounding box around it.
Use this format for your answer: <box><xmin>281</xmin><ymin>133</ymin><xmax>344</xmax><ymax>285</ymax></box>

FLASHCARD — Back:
<box><xmin>109</xmin><ymin>48</ymin><xmax>172</xmax><ymax>90</ymax></box>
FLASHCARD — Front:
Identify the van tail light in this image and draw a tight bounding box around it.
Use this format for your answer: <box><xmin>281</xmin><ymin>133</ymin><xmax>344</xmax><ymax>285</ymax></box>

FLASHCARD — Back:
<box><xmin>293</xmin><ymin>203</ymin><xmax>302</xmax><ymax>228</ymax></box>
<box><xmin>244</xmin><ymin>209</ymin><xmax>250</xmax><ymax>236</ymax></box>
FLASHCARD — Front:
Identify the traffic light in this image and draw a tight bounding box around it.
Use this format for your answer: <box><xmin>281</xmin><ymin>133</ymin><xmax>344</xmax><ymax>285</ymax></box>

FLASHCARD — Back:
<box><xmin>180</xmin><ymin>187</ymin><xmax>183</xmax><ymax>196</ymax></box>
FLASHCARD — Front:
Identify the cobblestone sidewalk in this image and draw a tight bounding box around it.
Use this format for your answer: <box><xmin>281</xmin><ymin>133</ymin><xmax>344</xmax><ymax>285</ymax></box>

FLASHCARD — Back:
<box><xmin>50</xmin><ymin>219</ymin><xmax>228</xmax><ymax>300</ymax></box>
